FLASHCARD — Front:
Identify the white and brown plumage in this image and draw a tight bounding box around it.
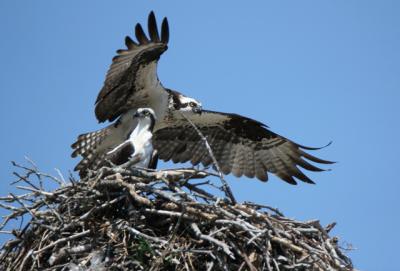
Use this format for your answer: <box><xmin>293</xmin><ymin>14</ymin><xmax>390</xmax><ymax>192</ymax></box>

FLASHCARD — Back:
<box><xmin>71</xmin><ymin>12</ymin><xmax>202</xmax><ymax>176</ymax></box>
<box><xmin>93</xmin><ymin>12</ymin><xmax>202</xmax><ymax>124</ymax></box>
<box><xmin>72</xmin><ymin>11</ymin><xmax>333</xmax><ymax>184</ymax></box>
<box><xmin>73</xmin><ymin>108</ymin><xmax>157</xmax><ymax>175</ymax></box>
<box><xmin>104</xmin><ymin>108</ymin><xmax>157</xmax><ymax>169</ymax></box>
<box><xmin>94</xmin><ymin>11</ymin><xmax>169</xmax><ymax>123</ymax></box>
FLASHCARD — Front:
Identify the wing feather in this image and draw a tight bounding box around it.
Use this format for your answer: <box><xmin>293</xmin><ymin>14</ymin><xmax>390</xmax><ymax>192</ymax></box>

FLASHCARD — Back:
<box><xmin>254</xmin><ymin>151</ymin><xmax>268</xmax><ymax>181</ymax></box>
<box><xmin>231</xmin><ymin>144</ymin><xmax>244</xmax><ymax>178</ymax></box>
<box><xmin>244</xmin><ymin>143</ymin><xmax>256</xmax><ymax>178</ymax></box>
<box><xmin>95</xmin><ymin>12</ymin><xmax>169</xmax><ymax>122</ymax></box>
<box><xmin>125</xmin><ymin>36</ymin><xmax>138</xmax><ymax>49</ymax></box>
<box><xmin>153</xmin><ymin>110</ymin><xmax>333</xmax><ymax>184</ymax></box>
<box><xmin>135</xmin><ymin>23</ymin><xmax>149</xmax><ymax>44</ymax></box>
<box><xmin>106</xmin><ymin>141</ymin><xmax>135</xmax><ymax>166</ymax></box>
<box><xmin>161</xmin><ymin>18</ymin><xmax>169</xmax><ymax>43</ymax></box>
<box><xmin>148</xmin><ymin>11</ymin><xmax>160</xmax><ymax>42</ymax></box>
<box><xmin>71</xmin><ymin>127</ymin><xmax>112</xmax><ymax>158</ymax></box>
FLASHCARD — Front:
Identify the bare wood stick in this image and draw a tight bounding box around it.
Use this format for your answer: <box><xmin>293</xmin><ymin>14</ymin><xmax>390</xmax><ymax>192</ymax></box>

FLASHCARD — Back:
<box><xmin>33</xmin><ymin>230</ymin><xmax>90</xmax><ymax>255</ymax></box>
<box><xmin>97</xmin><ymin>179</ymin><xmax>153</xmax><ymax>207</ymax></box>
<box><xmin>16</xmin><ymin>186</ymin><xmax>55</xmax><ymax>197</ymax></box>
<box><xmin>190</xmin><ymin>222</ymin><xmax>235</xmax><ymax>259</ymax></box>
<box><xmin>79</xmin><ymin>195</ymin><xmax>126</xmax><ymax>220</ymax></box>
<box><xmin>9</xmin><ymin>193</ymin><xmax>39</xmax><ymax>222</ymax></box>
<box><xmin>124</xmin><ymin>225</ymin><xmax>168</xmax><ymax>245</ymax></box>
<box><xmin>48</xmin><ymin>244</ymin><xmax>92</xmax><ymax>266</ymax></box>
<box><xmin>270</xmin><ymin>236</ymin><xmax>306</xmax><ymax>255</ymax></box>
<box><xmin>18</xmin><ymin>249</ymin><xmax>33</xmax><ymax>271</ymax></box>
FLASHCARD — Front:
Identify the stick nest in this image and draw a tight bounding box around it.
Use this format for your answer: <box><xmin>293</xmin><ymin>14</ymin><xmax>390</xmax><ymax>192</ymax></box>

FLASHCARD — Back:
<box><xmin>0</xmin><ymin>161</ymin><xmax>354</xmax><ymax>271</ymax></box>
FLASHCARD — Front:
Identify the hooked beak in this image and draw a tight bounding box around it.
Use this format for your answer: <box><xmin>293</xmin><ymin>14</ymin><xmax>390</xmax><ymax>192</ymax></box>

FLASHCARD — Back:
<box><xmin>134</xmin><ymin>112</ymin><xmax>140</xmax><ymax>118</ymax></box>
<box><xmin>192</xmin><ymin>107</ymin><xmax>202</xmax><ymax>115</ymax></box>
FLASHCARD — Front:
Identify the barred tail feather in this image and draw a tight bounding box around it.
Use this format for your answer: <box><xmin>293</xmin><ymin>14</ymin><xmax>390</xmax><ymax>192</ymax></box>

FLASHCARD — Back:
<box><xmin>71</xmin><ymin>128</ymin><xmax>110</xmax><ymax>158</ymax></box>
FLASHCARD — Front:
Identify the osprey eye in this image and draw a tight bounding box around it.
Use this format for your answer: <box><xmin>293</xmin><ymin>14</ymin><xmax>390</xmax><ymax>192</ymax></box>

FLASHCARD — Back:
<box><xmin>144</xmin><ymin>111</ymin><xmax>150</xmax><ymax>116</ymax></box>
<box><xmin>189</xmin><ymin>102</ymin><xmax>196</xmax><ymax>107</ymax></box>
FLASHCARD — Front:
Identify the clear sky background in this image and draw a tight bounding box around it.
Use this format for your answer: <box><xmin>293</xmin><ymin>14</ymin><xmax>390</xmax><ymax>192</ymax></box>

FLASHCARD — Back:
<box><xmin>0</xmin><ymin>1</ymin><xmax>399</xmax><ymax>270</ymax></box>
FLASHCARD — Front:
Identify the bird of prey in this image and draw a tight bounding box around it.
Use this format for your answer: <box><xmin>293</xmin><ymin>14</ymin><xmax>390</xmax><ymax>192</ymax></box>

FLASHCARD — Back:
<box><xmin>71</xmin><ymin>12</ymin><xmax>202</xmax><ymax>176</ymax></box>
<box><xmin>72</xmin><ymin>11</ymin><xmax>333</xmax><ymax>184</ymax></box>
<box><xmin>74</xmin><ymin>108</ymin><xmax>158</xmax><ymax>176</ymax></box>
<box><xmin>100</xmin><ymin>108</ymin><xmax>157</xmax><ymax>170</ymax></box>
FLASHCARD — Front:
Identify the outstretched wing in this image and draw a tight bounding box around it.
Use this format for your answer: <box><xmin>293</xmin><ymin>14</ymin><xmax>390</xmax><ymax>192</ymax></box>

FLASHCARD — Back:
<box><xmin>71</xmin><ymin>121</ymin><xmax>133</xmax><ymax>177</ymax></box>
<box><xmin>72</xmin><ymin>139</ymin><xmax>135</xmax><ymax>178</ymax></box>
<box><xmin>153</xmin><ymin>110</ymin><xmax>333</xmax><ymax>184</ymax></box>
<box><xmin>71</xmin><ymin>126</ymin><xmax>115</xmax><ymax>177</ymax></box>
<box><xmin>71</xmin><ymin>127</ymin><xmax>112</xmax><ymax>158</ymax></box>
<box><xmin>95</xmin><ymin>11</ymin><xmax>169</xmax><ymax>122</ymax></box>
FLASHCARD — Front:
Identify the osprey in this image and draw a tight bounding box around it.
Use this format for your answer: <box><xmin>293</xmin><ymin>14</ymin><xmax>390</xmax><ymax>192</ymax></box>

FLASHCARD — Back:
<box><xmin>103</xmin><ymin>108</ymin><xmax>157</xmax><ymax>170</ymax></box>
<box><xmin>72</xmin><ymin>11</ymin><xmax>333</xmax><ymax>184</ymax></box>
<box><xmin>71</xmin><ymin>12</ymin><xmax>202</xmax><ymax>176</ymax></box>
<box><xmin>74</xmin><ymin>108</ymin><xmax>157</xmax><ymax>176</ymax></box>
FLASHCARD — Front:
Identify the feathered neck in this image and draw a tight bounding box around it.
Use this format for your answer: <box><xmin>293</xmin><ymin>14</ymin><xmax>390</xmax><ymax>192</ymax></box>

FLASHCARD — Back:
<box><xmin>130</xmin><ymin>117</ymin><xmax>153</xmax><ymax>139</ymax></box>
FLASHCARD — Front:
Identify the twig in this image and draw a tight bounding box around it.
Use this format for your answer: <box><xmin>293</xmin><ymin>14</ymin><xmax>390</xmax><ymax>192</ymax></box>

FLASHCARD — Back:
<box><xmin>124</xmin><ymin>225</ymin><xmax>168</xmax><ymax>245</ymax></box>
<box><xmin>190</xmin><ymin>222</ymin><xmax>235</xmax><ymax>259</ymax></box>
<box><xmin>33</xmin><ymin>230</ymin><xmax>91</xmax><ymax>255</ymax></box>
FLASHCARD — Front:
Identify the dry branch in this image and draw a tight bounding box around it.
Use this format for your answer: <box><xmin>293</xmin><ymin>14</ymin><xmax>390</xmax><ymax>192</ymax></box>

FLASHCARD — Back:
<box><xmin>0</xmin><ymin>161</ymin><xmax>354</xmax><ymax>270</ymax></box>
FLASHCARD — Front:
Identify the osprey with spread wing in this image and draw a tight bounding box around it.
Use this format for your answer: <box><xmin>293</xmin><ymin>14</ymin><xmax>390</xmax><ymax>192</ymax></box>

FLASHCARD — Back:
<box><xmin>72</xmin><ymin>11</ymin><xmax>333</xmax><ymax>184</ymax></box>
<box><xmin>71</xmin><ymin>12</ymin><xmax>202</xmax><ymax>176</ymax></box>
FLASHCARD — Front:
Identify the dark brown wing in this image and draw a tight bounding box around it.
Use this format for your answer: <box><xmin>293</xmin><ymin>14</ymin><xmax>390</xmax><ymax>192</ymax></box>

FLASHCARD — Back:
<box><xmin>71</xmin><ymin>122</ymin><xmax>133</xmax><ymax>177</ymax></box>
<box><xmin>74</xmin><ymin>140</ymin><xmax>135</xmax><ymax>178</ymax></box>
<box><xmin>95</xmin><ymin>11</ymin><xmax>169</xmax><ymax>122</ymax></box>
<box><xmin>148</xmin><ymin>150</ymin><xmax>159</xmax><ymax>169</ymax></box>
<box><xmin>153</xmin><ymin>110</ymin><xmax>333</xmax><ymax>184</ymax></box>
<box><xmin>106</xmin><ymin>141</ymin><xmax>135</xmax><ymax>166</ymax></box>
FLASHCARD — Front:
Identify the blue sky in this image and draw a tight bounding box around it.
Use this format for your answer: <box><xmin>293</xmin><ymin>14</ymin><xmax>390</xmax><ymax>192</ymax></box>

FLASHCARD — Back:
<box><xmin>0</xmin><ymin>1</ymin><xmax>399</xmax><ymax>269</ymax></box>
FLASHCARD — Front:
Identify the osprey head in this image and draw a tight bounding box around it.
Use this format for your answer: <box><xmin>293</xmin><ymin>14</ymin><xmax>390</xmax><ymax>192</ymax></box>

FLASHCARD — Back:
<box><xmin>174</xmin><ymin>93</ymin><xmax>202</xmax><ymax>114</ymax></box>
<box><xmin>134</xmin><ymin>108</ymin><xmax>157</xmax><ymax>119</ymax></box>
<box><xmin>133</xmin><ymin>108</ymin><xmax>157</xmax><ymax>132</ymax></box>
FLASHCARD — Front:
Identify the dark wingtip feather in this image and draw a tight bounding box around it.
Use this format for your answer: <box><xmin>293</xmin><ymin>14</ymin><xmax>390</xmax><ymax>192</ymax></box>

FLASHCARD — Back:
<box><xmin>300</xmin><ymin>150</ymin><xmax>335</xmax><ymax>165</ymax></box>
<box><xmin>71</xmin><ymin>141</ymin><xmax>79</xmax><ymax>149</ymax></box>
<box><xmin>125</xmin><ymin>36</ymin><xmax>137</xmax><ymax>49</ymax></box>
<box><xmin>257</xmin><ymin>173</ymin><xmax>268</xmax><ymax>182</ymax></box>
<box><xmin>293</xmin><ymin>170</ymin><xmax>316</xmax><ymax>184</ymax></box>
<box><xmin>295</xmin><ymin>157</ymin><xmax>326</xmax><ymax>172</ymax></box>
<box><xmin>298</xmin><ymin>141</ymin><xmax>332</xmax><ymax>151</ymax></box>
<box><xmin>135</xmin><ymin>23</ymin><xmax>149</xmax><ymax>44</ymax></box>
<box><xmin>277</xmin><ymin>173</ymin><xmax>297</xmax><ymax>185</ymax></box>
<box><xmin>148</xmin><ymin>11</ymin><xmax>160</xmax><ymax>42</ymax></box>
<box><xmin>161</xmin><ymin>17</ymin><xmax>169</xmax><ymax>44</ymax></box>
